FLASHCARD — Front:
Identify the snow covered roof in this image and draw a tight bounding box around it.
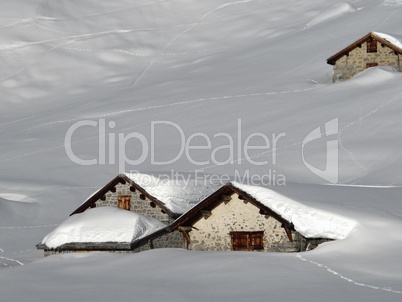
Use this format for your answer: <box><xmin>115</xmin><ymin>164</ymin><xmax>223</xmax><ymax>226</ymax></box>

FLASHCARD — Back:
<box><xmin>232</xmin><ymin>183</ymin><xmax>357</xmax><ymax>240</ymax></box>
<box><xmin>72</xmin><ymin>172</ymin><xmax>222</xmax><ymax>217</ymax></box>
<box><xmin>171</xmin><ymin>183</ymin><xmax>357</xmax><ymax>240</ymax></box>
<box><xmin>372</xmin><ymin>32</ymin><xmax>402</xmax><ymax>50</ymax></box>
<box><xmin>124</xmin><ymin>172</ymin><xmax>222</xmax><ymax>215</ymax></box>
<box><xmin>327</xmin><ymin>32</ymin><xmax>402</xmax><ymax>65</ymax></box>
<box><xmin>40</xmin><ymin>207</ymin><xmax>166</xmax><ymax>249</ymax></box>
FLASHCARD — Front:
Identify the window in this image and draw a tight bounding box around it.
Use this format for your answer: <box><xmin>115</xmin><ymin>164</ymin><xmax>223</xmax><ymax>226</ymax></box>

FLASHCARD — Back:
<box><xmin>230</xmin><ymin>231</ymin><xmax>264</xmax><ymax>251</ymax></box>
<box><xmin>118</xmin><ymin>195</ymin><xmax>131</xmax><ymax>210</ymax></box>
<box><xmin>367</xmin><ymin>39</ymin><xmax>377</xmax><ymax>53</ymax></box>
<box><xmin>366</xmin><ymin>62</ymin><xmax>378</xmax><ymax>69</ymax></box>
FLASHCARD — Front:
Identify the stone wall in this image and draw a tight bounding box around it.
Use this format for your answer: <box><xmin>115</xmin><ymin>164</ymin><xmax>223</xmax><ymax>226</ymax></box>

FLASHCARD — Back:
<box><xmin>333</xmin><ymin>40</ymin><xmax>401</xmax><ymax>82</ymax></box>
<box><xmin>93</xmin><ymin>182</ymin><xmax>182</xmax><ymax>250</ymax></box>
<box><xmin>187</xmin><ymin>194</ymin><xmax>302</xmax><ymax>252</ymax></box>
<box><xmin>94</xmin><ymin>182</ymin><xmax>171</xmax><ymax>223</ymax></box>
<box><xmin>134</xmin><ymin>231</ymin><xmax>184</xmax><ymax>252</ymax></box>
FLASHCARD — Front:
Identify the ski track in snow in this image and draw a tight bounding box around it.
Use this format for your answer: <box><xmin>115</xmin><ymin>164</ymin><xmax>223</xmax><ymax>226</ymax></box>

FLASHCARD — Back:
<box><xmin>0</xmin><ymin>224</ymin><xmax>58</xmax><ymax>230</ymax></box>
<box><xmin>44</xmin><ymin>43</ymin><xmax>210</xmax><ymax>57</ymax></box>
<box><xmin>0</xmin><ymin>223</ymin><xmax>59</xmax><ymax>267</ymax></box>
<box><xmin>0</xmin><ymin>248</ymin><xmax>24</xmax><ymax>267</ymax></box>
<box><xmin>128</xmin><ymin>0</ymin><xmax>253</xmax><ymax>88</ymax></box>
<box><xmin>337</xmin><ymin>91</ymin><xmax>402</xmax><ymax>174</ymax></box>
<box><xmin>0</xmin><ymin>22</ymin><xmax>196</xmax><ymax>56</ymax></box>
<box><xmin>297</xmin><ymin>253</ymin><xmax>402</xmax><ymax>295</ymax></box>
<box><xmin>197</xmin><ymin>89</ymin><xmax>402</xmax><ymax>174</ymax></box>
<box><xmin>0</xmin><ymin>85</ymin><xmax>321</xmax><ymax>136</ymax></box>
<box><xmin>33</xmin><ymin>0</ymin><xmax>168</xmax><ymax>23</ymax></box>
<box><xmin>0</xmin><ymin>85</ymin><xmax>321</xmax><ymax>165</ymax></box>
<box><xmin>382</xmin><ymin>0</ymin><xmax>402</xmax><ymax>7</ymax></box>
<box><xmin>25</xmin><ymin>185</ymin><xmax>100</xmax><ymax>199</ymax></box>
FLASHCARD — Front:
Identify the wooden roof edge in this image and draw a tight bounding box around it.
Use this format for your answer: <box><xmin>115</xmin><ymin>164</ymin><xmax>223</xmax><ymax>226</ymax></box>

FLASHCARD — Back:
<box><xmin>70</xmin><ymin>174</ymin><xmax>126</xmax><ymax>216</ymax></box>
<box><xmin>168</xmin><ymin>184</ymin><xmax>234</xmax><ymax>231</ymax></box>
<box><xmin>69</xmin><ymin>173</ymin><xmax>176</xmax><ymax>218</ymax></box>
<box><xmin>327</xmin><ymin>32</ymin><xmax>402</xmax><ymax>65</ymax></box>
<box><xmin>327</xmin><ymin>32</ymin><xmax>373</xmax><ymax>65</ymax></box>
<box><xmin>229</xmin><ymin>184</ymin><xmax>294</xmax><ymax>229</ymax></box>
<box><xmin>168</xmin><ymin>183</ymin><xmax>294</xmax><ymax>231</ymax></box>
<box><xmin>123</xmin><ymin>175</ymin><xmax>176</xmax><ymax>218</ymax></box>
<box><xmin>371</xmin><ymin>32</ymin><xmax>402</xmax><ymax>54</ymax></box>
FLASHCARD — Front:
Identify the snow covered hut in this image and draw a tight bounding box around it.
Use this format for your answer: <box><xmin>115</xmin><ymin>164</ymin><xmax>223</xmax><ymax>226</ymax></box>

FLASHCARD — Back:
<box><xmin>327</xmin><ymin>32</ymin><xmax>402</xmax><ymax>82</ymax></box>
<box><xmin>37</xmin><ymin>172</ymin><xmax>220</xmax><ymax>255</ymax></box>
<box><xmin>169</xmin><ymin>183</ymin><xmax>356</xmax><ymax>252</ymax></box>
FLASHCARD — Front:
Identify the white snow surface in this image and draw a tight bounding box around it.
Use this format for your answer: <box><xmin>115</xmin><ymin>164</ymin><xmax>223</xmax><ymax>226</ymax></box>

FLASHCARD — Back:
<box><xmin>303</xmin><ymin>2</ymin><xmax>357</xmax><ymax>30</ymax></box>
<box><xmin>41</xmin><ymin>207</ymin><xmax>165</xmax><ymax>249</ymax></box>
<box><xmin>125</xmin><ymin>172</ymin><xmax>221</xmax><ymax>214</ymax></box>
<box><xmin>1</xmin><ymin>0</ymin><xmax>402</xmax><ymax>301</ymax></box>
<box><xmin>233</xmin><ymin>182</ymin><xmax>358</xmax><ymax>239</ymax></box>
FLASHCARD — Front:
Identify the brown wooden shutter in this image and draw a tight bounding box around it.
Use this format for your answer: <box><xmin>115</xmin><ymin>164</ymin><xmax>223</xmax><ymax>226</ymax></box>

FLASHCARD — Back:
<box><xmin>367</xmin><ymin>39</ymin><xmax>377</xmax><ymax>53</ymax></box>
<box><xmin>231</xmin><ymin>232</ymin><xmax>249</xmax><ymax>251</ymax></box>
<box><xmin>230</xmin><ymin>231</ymin><xmax>264</xmax><ymax>251</ymax></box>
<box><xmin>118</xmin><ymin>195</ymin><xmax>131</xmax><ymax>210</ymax></box>
<box><xmin>250</xmin><ymin>232</ymin><xmax>264</xmax><ymax>250</ymax></box>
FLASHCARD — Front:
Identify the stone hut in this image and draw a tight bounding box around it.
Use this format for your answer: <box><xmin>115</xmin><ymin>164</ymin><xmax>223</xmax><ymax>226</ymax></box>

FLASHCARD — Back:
<box><xmin>327</xmin><ymin>32</ymin><xmax>402</xmax><ymax>82</ymax></box>
<box><xmin>37</xmin><ymin>172</ymin><xmax>219</xmax><ymax>255</ymax></box>
<box><xmin>169</xmin><ymin>183</ymin><xmax>335</xmax><ymax>252</ymax></box>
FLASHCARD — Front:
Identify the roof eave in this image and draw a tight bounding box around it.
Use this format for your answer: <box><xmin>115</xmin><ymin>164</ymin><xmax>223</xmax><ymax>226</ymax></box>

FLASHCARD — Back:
<box><xmin>327</xmin><ymin>32</ymin><xmax>402</xmax><ymax>65</ymax></box>
<box><xmin>326</xmin><ymin>32</ymin><xmax>373</xmax><ymax>65</ymax></box>
<box><xmin>169</xmin><ymin>183</ymin><xmax>294</xmax><ymax>231</ymax></box>
<box><xmin>70</xmin><ymin>174</ymin><xmax>177</xmax><ymax>218</ymax></box>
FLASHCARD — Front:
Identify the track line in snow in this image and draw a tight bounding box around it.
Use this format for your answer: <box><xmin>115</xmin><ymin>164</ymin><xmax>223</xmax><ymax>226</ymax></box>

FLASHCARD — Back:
<box><xmin>198</xmin><ymin>89</ymin><xmax>402</xmax><ymax>175</ymax></box>
<box><xmin>128</xmin><ymin>0</ymin><xmax>253</xmax><ymax>88</ymax></box>
<box><xmin>0</xmin><ymin>224</ymin><xmax>58</xmax><ymax>230</ymax></box>
<box><xmin>0</xmin><ymin>85</ymin><xmax>322</xmax><ymax>164</ymax></box>
<box><xmin>0</xmin><ymin>248</ymin><xmax>24</xmax><ymax>267</ymax></box>
<box><xmin>33</xmin><ymin>0</ymin><xmax>167</xmax><ymax>23</ymax></box>
<box><xmin>20</xmin><ymin>86</ymin><xmax>321</xmax><ymax>133</ymax></box>
<box><xmin>337</xmin><ymin>91</ymin><xmax>402</xmax><ymax>173</ymax></box>
<box><xmin>44</xmin><ymin>43</ymin><xmax>209</xmax><ymax>57</ymax></box>
<box><xmin>26</xmin><ymin>186</ymin><xmax>100</xmax><ymax>199</ymax></box>
<box><xmin>297</xmin><ymin>254</ymin><xmax>402</xmax><ymax>295</ymax></box>
<box><xmin>0</xmin><ymin>256</ymin><xmax>24</xmax><ymax>266</ymax></box>
<box><xmin>0</xmin><ymin>26</ymin><xmax>187</xmax><ymax>54</ymax></box>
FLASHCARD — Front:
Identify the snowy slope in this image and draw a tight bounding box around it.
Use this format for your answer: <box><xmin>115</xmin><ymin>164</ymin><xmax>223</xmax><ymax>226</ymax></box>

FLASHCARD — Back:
<box><xmin>1</xmin><ymin>0</ymin><xmax>402</xmax><ymax>301</ymax></box>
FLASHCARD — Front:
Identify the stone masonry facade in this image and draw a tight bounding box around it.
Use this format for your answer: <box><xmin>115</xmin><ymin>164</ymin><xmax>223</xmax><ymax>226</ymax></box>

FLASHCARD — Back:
<box><xmin>187</xmin><ymin>194</ymin><xmax>303</xmax><ymax>252</ymax></box>
<box><xmin>333</xmin><ymin>40</ymin><xmax>401</xmax><ymax>82</ymax></box>
<box><xmin>93</xmin><ymin>182</ymin><xmax>183</xmax><ymax>249</ymax></box>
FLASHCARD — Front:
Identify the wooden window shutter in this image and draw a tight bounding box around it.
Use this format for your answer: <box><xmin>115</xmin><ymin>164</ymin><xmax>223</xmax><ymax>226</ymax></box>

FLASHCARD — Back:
<box><xmin>367</xmin><ymin>39</ymin><xmax>377</xmax><ymax>53</ymax></box>
<box><xmin>230</xmin><ymin>231</ymin><xmax>264</xmax><ymax>251</ymax></box>
<box><xmin>231</xmin><ymin>232</ymin><xmax>249</xmax><ymax>251</ymax></box>
<box><xmin>118</xmin><ymin>195</ymin><xmax>131</xmax><ymax>210</ymax></box>
<box><xmin>250</xmin><ymin>232</ymin><xmax>264</xmax><ymax>251</ymax></box>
